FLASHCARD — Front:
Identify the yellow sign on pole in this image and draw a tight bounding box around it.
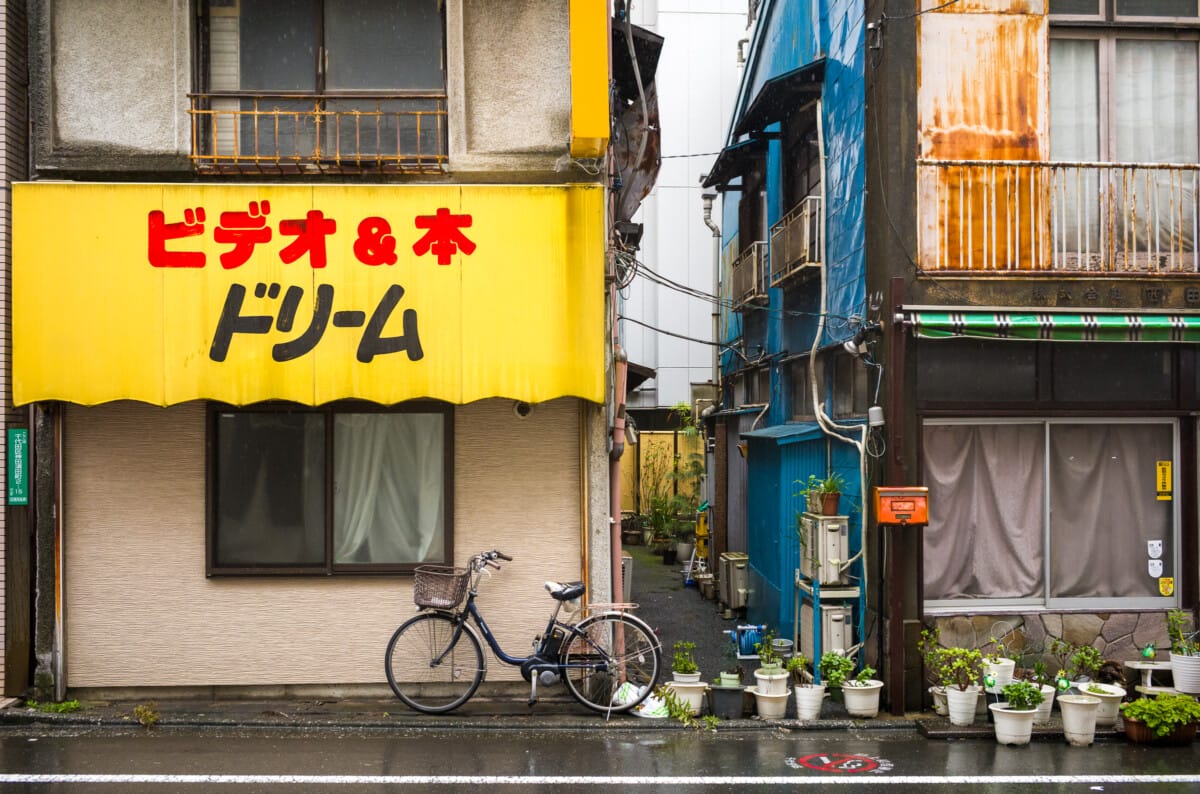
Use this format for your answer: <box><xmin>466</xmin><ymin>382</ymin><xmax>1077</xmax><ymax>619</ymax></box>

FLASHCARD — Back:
<box><xmin>14</xmin><ymin>183</ymin><xmax>605</xmax><ymax>407</ymax></box>
<box><xmin>1156</xmin><ymin>460</ymin><xmax>1173</xmax><ymax>501</ymax></box>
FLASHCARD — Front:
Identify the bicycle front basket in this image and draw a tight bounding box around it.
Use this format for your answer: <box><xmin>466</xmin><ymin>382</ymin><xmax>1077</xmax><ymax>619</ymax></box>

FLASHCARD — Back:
<box><xmin>412</xmin><ymin>565</ymin><xmax>470</xmax><ymax>609</ymax></box>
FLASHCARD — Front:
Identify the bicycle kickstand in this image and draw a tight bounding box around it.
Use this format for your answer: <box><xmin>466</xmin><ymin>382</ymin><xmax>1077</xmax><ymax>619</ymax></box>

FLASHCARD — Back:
<box><xmin>528</xmin><ymin>675</ymin><xmax>539</xmax><ymax>707</ymax></box>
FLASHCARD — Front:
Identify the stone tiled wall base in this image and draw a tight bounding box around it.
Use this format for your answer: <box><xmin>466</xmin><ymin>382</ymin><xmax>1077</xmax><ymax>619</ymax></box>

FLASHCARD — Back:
<box><xmin>928</xmin><ymin>612</ymin><xmax>1170</xmax><ymax>667</ymax></box>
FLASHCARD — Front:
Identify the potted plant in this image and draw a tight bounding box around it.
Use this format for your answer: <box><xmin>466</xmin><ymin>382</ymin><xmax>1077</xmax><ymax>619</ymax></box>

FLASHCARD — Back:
<box><xmin>1058</xmin><ymin>694</ymin><xmax>1102</xmax><ymax>747</ymax></box>
<box><xmin>1167</xmin><ymin>608</ymin><xmax>1200</xmax><ymax>695</ymax></box>
<box><xmin>983</xmin><ymin>634</ymin><xmax>1016</xmax><ymax>693</ymax></box>
<box><xmin>819</xmin><ymin>651</ymin><xmax>855</xmax><ymax>704</ymax></box>
<box><xmin>989</xmin><ymin>680</ymin><xmax>1045</xmax><ymax>746</ymax></box>
<box><xmin>1022</xmin><ymin>660</ymin><xmax>1058</xmax><ymax>725</ymax></box>
<box><xmin>787</xmin><ymin>654</ymin><xmax>825</xmax><ymax>720</ymax></box>
<box><xmin>919</xmin><ymin>627</ymin><xmax>949</xmax><ymax>716</ymax></box>
<box><xmin>1120</xmin><ymin>693</ymin><xmax>1200</xmax><ymax>745</ymax></box>
<box><xmin>753</xmin><ymin>630</ymin><xmax>789</xmax><ymax>696</ymax></box>
<box><xmin>803</xmin><ymin>474</ymin><xmax>822</xmax><ymax>514</ymax></box>
<box><xmin>936</xmin><ymin>646</ymin><xmax>984</xmax><ymax>727</ymax></box>
<box><xmin>1080</xmin><ymin>681</ymin><xmax>1126</xmax><ymax>727</ymax></box>
<box><xmin>671</xmin><ymin>640</ymin><xmax>701</xmax><ymax>683</ymax></box>
<box><xmin>843</xmin><ymin>665</ymin><xmax>884</xmax><ymax>718</ymax></box>
<box><xmin>814</xmin><ymin>472</ymin><xmax>847</xmax><ymax>516</ymax></box>
<box><xmin>717</xmin><ymin>640</ymin><xmax>743</xmax><ymax>688</ymax></box>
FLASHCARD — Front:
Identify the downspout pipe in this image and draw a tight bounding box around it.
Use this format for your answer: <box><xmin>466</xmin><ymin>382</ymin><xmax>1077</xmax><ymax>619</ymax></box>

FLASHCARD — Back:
<box><xmin>702</xmin><ymin>192</ymin><xmax>721</xmax><ymax>390</ymax></box>
<box><xmin>611</xmin><ymin>345</ymin><xmax>629</xmax><ymax>604</ymax></box>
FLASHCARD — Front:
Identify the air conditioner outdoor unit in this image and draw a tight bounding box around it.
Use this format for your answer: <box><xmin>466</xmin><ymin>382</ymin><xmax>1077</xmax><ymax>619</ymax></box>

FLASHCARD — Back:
<box><xmin>799</xmin><ymin>514</ymin><xmax>849</xmax><ymax>585</ymax></box>
<box><xmin>719</xmin><ymin>552</ymin><xmax>749</xmax><ymax>609</ymax></box>
<box><xmin>800</xmin><ymin>602</ymin><xmax>853</xmax><ymax>663</ymax></box>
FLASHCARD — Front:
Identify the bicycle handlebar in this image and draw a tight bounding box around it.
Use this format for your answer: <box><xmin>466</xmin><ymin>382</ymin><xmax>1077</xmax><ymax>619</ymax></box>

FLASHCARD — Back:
<box><xmin>474</xmin><ymin>550</ymin><xmax>513</xmax><ymax>569</ymax></box>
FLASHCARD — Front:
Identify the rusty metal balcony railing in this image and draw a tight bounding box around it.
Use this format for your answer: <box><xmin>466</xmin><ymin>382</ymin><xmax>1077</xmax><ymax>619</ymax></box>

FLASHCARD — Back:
<box><xmin>918</xmin><ymin>160</ymin><xmax>1199</xmax><ymax>274</ymax></box>
<box><xmin>730</xmin><ymin>241</ymin><xmax>769</xmax><ymax>310</ymax></box>
<box><xmin>189</xmin><ymin>92</ymin><xmax>447</xmax><ymax>175</ymax></box>
<box><xmin>769</xmin><ymin>195</ymin><xmax>821</xmax><ymax>286</ymax></box>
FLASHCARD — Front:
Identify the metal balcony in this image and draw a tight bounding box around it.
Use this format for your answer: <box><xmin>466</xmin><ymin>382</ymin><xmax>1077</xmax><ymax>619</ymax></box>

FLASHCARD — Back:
<box><xmin>769</xmin><ymin>195</ymin><xmax>821</xmax><ymax>286</ymax></box>
<box><xmin>918</xmin><ymin>160</ymin><xmax>1199</xmax><ymax>274</ymax></box>
<box><xmin>730</xmin><ymin>241</ymin><xmax>769</xmax><ymax>310</ymax></box>
<box><xmin>189</xmin><ymin>92</ymin><xmax>447</xmax><ymax>175</ymax></box>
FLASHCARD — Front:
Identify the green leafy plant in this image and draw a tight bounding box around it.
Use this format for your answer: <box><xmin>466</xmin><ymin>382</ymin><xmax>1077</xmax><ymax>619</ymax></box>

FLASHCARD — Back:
<box><xmin>819</xmin><ymin>652</ymin><xmax>855</xmax><ymax>687</ymax></box>
<box><xmin>1025</xmin><ymin>659</ymin><xmax>1051</xmax><ymax>687</ymax></box>
<box><xmin>1167</xmin><ymin>609</ymin><xmax>1200</xmax><ymax>656</ymax></box>
<box><xmin>25</xmin><ymin>698</ymin><xmax>81</xmax><ymax>714</ymax></box>
<box><xmin>814</xmin><ymin>472</ymin><xmax>846</xmax><ymax>495</ymax></box>
<box><xmin>1069</xmin><ymin>645</ymin><xmax>1104</xmax><ymax>680</ymax></box>
<box><xmin>785</xmin><ymin>653</ymin><xmax>813</xmax><ymax>686</ymax></box>
<box><xmin>1000</xmin><ymin>680</ymin><xmax>1044</xmax><ymax>711</ymax></box>
<box><xmin>918</xmin><ymin>627</ymin><xmax>947</xmax><ymax>687</ymax></box>
<box><xmin>985</xmin><ymin>634</ymin><xmax>1012</xmax><ymax>664</ymax></box>
<box><xmin>672</xmin><ymin>640</ymin><xmax>699</xmax><ymax>675</ymax></box>
<box><xmin>700</xmin><ymin>714</ymin><xmax>719</xmax><ymax>731</ymax></box>
<box><xmin>755</xmin><ymin>629</ymin><xmax>780</xmax><ymax>668</ymax></box>
<box><xmin>1085</xmin><ymin>683</ymin><xmax>1110</xmax><ymax>695</ymax></box>
<box><xmin>655</xmin><ymin>685</ymin><xmax>715</xmax><ymax>731</ymax></box>
<box><xmin>933</xmin><ymin>647</ymin><xmax>983</xmax><ymax>691</ymax></box>
<box><xmin>132</xmin><ymin>702</ymin><xmax>159</xmax><ymax>728</ymax></box>
<box><xmin>720</xmin><ymin>638</ymin><xmax>743</xmax><ymax>680</ymax></box>
<box><xmin>1121</xmin><ymin>693</ymin><xmax>1200</xmax><ymax>738</ymax></box>
<box><xmin>849</xmin><ymin>665</ymin><xmax>877</xmax><ymax>687</ymax></box>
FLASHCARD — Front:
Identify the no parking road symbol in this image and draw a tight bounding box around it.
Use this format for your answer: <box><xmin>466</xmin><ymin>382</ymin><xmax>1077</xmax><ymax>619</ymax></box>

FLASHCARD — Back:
<box><xmin>788</xmin><ymin>753</ymin><xmax>893</xmax><ymax>775</ymax></box>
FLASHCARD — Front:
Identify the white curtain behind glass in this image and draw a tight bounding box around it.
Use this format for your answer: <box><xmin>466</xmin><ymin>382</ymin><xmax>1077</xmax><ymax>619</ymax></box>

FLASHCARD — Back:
<box><xmin>1051</xmin><ymin>39</ymin><xmax>1102</xmax><ymax>257</ymax></box>
<box><xmin>333</xmin><ymin>413</ymin><xmax>444</xmax><ymax>563</ymax></box>
<box><xmin>1048</xmin><ymin>423</ymin><xmax>1173</xmax><ymax>598</ymax></box>
<box><xmin>922</xmin><ymin>424</ymin><xmax>1045</xmax><ymax>600</ymax></box>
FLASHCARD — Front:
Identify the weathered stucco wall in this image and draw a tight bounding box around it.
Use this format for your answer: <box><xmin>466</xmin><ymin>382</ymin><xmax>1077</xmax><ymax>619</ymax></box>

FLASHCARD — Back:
<box><xmin>63</xmin><ymin>398</ymin><xmax>585</xmax><ymax>689</ymax></box>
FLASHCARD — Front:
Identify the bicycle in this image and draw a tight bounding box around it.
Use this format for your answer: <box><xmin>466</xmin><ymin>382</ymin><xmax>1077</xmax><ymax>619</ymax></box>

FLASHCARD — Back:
<box><xmin>384</xmin><ymin>549</ymin><xmax>662</xmax><ymax>715</ymax></box>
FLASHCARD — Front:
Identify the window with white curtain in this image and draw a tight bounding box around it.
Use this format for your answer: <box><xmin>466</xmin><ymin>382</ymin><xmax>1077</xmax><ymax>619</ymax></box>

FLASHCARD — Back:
<box><xmin>209</xmin><ymin>404</ymin><xmax>451</xmax><ymax>574</ymax></box>
<box><xmin>922</xmin><ymin>419</ymin><xmax>1178</xmax><ymax>610</ymax></box>
<box><xmin>1050</xmin><ymin>29</ymin><xmax>1199</xmax><ymax>267</ymax></box>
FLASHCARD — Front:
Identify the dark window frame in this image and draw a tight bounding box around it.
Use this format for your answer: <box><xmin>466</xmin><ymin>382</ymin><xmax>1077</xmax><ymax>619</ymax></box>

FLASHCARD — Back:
<box><xmin>205</xmin><ymin>400</ymin><xmax>454</xmax><ymax>577</ymax></box>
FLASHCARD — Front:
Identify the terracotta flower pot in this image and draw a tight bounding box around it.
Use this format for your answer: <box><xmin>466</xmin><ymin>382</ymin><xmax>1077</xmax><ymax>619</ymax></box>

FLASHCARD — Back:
<box><xmin>820</xmin><ymin>492</ymin><xmax>841</xmax><ymax>516</ymax></box>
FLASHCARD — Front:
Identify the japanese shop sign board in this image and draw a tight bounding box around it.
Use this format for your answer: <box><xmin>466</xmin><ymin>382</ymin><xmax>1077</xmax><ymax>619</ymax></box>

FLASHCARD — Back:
<box><xmin>7</xmin><ymin>428</ymin><xmax>27</xmax><ymax>506</ymax></box>
<box><xmin>13</xmin><ymin>184</ymin><xmax>604</xmax><ymax>406</ymax></box>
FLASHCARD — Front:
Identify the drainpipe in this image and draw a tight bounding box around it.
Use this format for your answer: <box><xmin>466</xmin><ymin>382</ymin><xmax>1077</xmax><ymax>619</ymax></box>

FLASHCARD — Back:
<box><xmin>702</xmin><ymin>192</ymin><xmax>721</xmax><ymax>390</ymax></box>
<box><xmin>611</xmin><ymin>345</ymin><xmax>629</xmax><ymax>604</ymax></box>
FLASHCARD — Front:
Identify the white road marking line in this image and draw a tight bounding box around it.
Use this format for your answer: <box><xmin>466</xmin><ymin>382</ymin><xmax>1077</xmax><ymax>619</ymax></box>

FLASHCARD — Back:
<box><xmin>1</xmin><ymin>775</ymin><xmax>1200</xmax><ymax>786</ymax></box>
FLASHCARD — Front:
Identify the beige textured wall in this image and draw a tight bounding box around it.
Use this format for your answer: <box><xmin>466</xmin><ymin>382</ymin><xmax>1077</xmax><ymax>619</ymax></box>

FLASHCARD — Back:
<box><xmin>64</xmin><ymin>399</ymin><xmax>583</xmax><ymax>688</ymax></box>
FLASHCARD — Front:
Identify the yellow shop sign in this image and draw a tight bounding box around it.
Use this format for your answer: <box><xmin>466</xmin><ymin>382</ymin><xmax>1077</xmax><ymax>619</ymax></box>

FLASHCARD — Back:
<box><xmin>14</xmin><ymin>183</ymin><xmax>604</xmax><ymax>406</ymax></box>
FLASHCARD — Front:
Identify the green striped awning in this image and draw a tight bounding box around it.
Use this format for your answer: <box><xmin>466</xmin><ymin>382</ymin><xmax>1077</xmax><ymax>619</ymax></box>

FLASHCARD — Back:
<box><xmin>902</xmin><ymin>310</ymin><xmax>1200</xmax><ymax>343</ymax></box>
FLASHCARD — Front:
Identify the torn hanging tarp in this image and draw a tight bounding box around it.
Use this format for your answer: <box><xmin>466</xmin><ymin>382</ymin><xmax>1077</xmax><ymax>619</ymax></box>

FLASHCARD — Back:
<box><xmin>612</xmin><ymin>18</ymin><xmax>663</xmax><ymax>224</ymax></box>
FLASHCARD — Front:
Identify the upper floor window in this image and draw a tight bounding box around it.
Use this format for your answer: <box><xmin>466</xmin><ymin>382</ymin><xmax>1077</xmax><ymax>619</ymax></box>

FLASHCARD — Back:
<box><xmin>1051</xmin><ymin>0</ymin><xmax>1198</xmax><ymax>21</ymax></box>
<box><xmin>192</xmin><ymin>0</ymin><xmax>447</xmax><ymax>174</ymax></box>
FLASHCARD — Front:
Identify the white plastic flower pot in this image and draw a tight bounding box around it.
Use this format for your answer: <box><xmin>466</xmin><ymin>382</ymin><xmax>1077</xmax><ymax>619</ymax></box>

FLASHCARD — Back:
<box><xmin>754</xmin><ymin>668</ymin><xmax>790</xmax><ymax>696</ymax></box>
<box><xmin>672</xmin><ymin>671</ymin><xmax>702</xmax><ymax>684</ymax></box>
<box><xmin>930</xmin><ymin>686</ymin><xmax>949</xmax><ymax>717</ymax></box>
<box><xmin>989</xmin><ymin>702</ymin><xmax>1037</xmax><ymax>746</ymax></box>
<box><xmin>1170</xmin><ymin>652</ymin><xmax>1200</xmax><ymax>695</ymax></box>
<box><xmin>1058</xmin><ymin>694</ymin><xmax>1101</xmax><ymax>747</ymax></box>
<box><xmin>666</xmin><ymin>681</ymin><xmax>707</xmax><ymax>715</ymax></box>
<box><xmin>1075</xmin><ymin>682</ymin><xmax>1125</xmax><ymax>727</ymax></box>
<box><xmin>749</xmin><ymin>686</ymin><xmax>790</xmax><ymax>719</ymax></box>
<box><xmin>794</xmin><ymin>684</ymin><xmax>827</xmax><ymax>720</ymax></box>
<box><xmin>983</xmin><ymin>658</ymin><xmax>1016</xmax><ymax>693</ymax></box>
<box><xmin>946</xmin><ymin>685</ymin><xmax>981</xmax><ymax>727</ymax></box>
<box><xmin>1034</xmin><ymin>684</ymin><xmax>1056</xmax><ymax>725</ymax></box>
<box><xmin>843</xmin><ymin>680</ymin><xmax>883</xmax><ymax>718</ymax></box>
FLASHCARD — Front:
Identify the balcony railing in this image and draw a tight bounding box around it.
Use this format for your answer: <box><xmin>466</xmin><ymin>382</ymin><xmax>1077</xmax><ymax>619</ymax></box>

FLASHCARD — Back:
<box><xmin>189</xmin><ymin>92</ymin><xmax>447</xmax><ymax>175</ymax></box>
<box><xmin>918</xmin><ymin>160</ymin><xmax>1199</xmax><ymax>274</ymax></box>
<box><xmin>730</xmin><ymin>241</ymin><xmax>769</xmax><ymax>310</ymax></box>
<box><xmin>769</xmin><ymin>195</ymin><xmax>821</xmax><ymax>286</ymax></box>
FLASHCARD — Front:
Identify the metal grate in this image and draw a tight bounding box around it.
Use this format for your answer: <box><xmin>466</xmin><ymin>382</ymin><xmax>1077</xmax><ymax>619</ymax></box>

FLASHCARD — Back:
<box><xmin>189</xmin><ymin>92</ymin><xmax>448</xmax><ymax>175</ymax></box>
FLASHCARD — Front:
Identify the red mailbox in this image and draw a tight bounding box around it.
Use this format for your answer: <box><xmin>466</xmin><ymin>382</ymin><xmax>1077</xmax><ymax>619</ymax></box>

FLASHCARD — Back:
<box><xmin>873</xmin><ymin>486</ymin><xmax>929</xmax><ymax>526</ymax></box>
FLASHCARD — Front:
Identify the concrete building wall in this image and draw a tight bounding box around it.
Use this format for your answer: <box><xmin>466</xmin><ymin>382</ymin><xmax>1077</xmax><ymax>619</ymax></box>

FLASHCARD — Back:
<box><xmin>63</xmin><ymin>398</ymin><xmax>585</xmax><ymax>688</ymax></box>
<box><xmin>624</xmin><ymin>1</ymin><xmax>747</xmax><ymax>410</ymax></box>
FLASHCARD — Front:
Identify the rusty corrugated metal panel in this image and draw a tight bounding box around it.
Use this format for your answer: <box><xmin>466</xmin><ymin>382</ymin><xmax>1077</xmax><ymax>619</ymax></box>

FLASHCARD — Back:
<box><xmin>918</xmin><ymin>13</ymin><xmax>1046</xmax><ymax>161</ymax></box>
<box><xmin>918</xmin><ymin>0</ymin><xmax>1045</xmax><ymax>15</ymax></box>
<box><xmin>918</xmin><ymin>8</ymin><xmax>1048</xmax><ymax>269</ymax></box>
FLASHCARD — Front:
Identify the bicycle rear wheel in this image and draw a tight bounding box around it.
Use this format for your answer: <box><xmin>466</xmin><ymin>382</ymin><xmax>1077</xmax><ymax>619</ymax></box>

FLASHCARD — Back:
<box><xmin>561</xmin><ymin>613</ymin><xmax>661</xmax><ymax>713</ymax></box>
<box><xmin>385</xmin><ymin>612</ymin><xmax>485</xmax><ymax>714</ymax></box>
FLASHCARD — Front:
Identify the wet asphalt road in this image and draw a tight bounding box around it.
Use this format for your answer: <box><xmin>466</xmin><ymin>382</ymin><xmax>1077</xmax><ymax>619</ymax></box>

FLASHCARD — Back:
<box><xmin>0</xmin><ymin>726</ymin><xmax>1198</xmax><ymax>792</ymax></box>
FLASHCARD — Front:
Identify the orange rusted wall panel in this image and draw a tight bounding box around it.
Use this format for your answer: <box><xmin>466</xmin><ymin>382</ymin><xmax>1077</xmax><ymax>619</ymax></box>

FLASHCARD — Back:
<box><xmin>918</xmin><ymin>0</ymin><xmax>1045</xmax><ymax>14</ymax></box>
<box><xmin>918</xmin><ymin>12</ymin><xmax>1048</xmax><ymax>161</ymax></box>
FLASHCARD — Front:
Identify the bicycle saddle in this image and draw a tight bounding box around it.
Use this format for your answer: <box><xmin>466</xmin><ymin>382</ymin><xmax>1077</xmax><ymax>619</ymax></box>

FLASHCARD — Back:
<box><xmin>544</xmin><ymin>581</ymin><xmax>585</xmax><ymax>601</ymax></box>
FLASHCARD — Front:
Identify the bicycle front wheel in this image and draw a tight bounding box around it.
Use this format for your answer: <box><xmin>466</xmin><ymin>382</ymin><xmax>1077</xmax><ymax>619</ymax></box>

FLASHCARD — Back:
<box><xmin>562</xmin><ymin>613</ymin><xmax>661</xmax><ymax>713</ymax></box>
<box><xmin>385</xmin><ymin>612</ymin><xmax>485</xmax><ymax>714</ymax></box>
